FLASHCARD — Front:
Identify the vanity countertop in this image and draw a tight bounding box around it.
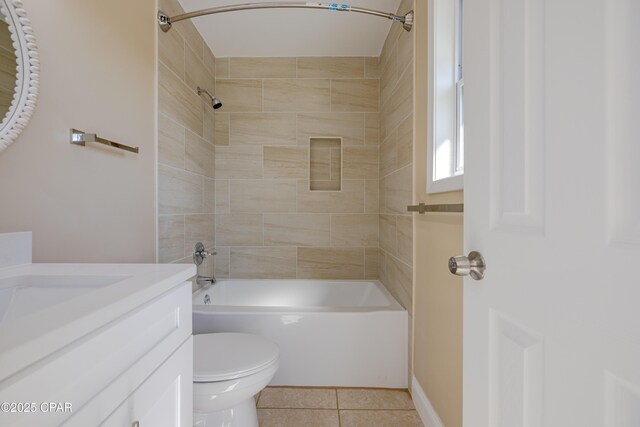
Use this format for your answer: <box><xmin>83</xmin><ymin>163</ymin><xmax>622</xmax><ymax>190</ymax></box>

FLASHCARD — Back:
<box><xmin>0</xmin><ymin>262</ymin><xmax>196</xmax><ymax>383</ymax></box>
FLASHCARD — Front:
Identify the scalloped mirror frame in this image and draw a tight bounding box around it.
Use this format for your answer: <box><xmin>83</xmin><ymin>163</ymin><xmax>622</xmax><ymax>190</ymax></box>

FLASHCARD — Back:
<box><xmin>0</xmin><ymin>0</ymin><xmax>38</xmax><ymax>153</ymax></box>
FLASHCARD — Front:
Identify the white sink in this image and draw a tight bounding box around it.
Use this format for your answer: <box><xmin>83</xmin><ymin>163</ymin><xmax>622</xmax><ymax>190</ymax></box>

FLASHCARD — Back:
<box><xmin>0</xmin><ymin>275</ymin><xmax>129</xmax><ymax>323</ymax></box>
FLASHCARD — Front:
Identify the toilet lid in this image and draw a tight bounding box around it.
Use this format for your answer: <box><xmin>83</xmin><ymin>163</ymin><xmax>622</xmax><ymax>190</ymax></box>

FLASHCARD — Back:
<box><xmin>193</xmin><ymin>333</ymin><xmax>279</xmax><ymax>382</ymax></box>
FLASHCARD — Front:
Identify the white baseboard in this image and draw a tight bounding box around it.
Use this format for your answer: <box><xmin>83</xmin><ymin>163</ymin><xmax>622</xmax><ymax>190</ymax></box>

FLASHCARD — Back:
<box><xmin>412</xmin><ymin>376</ymin><xmax>445</xmax><ymax>427</ymax></box>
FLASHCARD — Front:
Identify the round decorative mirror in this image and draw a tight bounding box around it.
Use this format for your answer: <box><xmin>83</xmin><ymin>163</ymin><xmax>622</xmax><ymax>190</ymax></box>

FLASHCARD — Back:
<box><xmin>0</xmin><ymin>0</ymin><xmax>38</xmax><ymax>153</ymax></box>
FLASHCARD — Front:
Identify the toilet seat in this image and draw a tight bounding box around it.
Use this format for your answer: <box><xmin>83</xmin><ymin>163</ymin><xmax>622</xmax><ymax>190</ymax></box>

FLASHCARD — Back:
<box><xmin>193</xmin><ymin>333</ymin><xmax>279</xmax><ymax>383</ymax></box>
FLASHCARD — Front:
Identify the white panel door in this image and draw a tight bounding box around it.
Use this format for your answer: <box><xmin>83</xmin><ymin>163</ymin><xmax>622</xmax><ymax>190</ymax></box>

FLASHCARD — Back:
<box><xmin>463</xmin><ymin>0</ymin><xmax>640</xmax><ymax>425</ymax></box>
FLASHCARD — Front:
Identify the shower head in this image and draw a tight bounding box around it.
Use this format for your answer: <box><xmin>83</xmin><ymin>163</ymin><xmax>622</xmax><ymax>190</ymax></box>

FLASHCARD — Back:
<box><xmin>197</xmin><ymin>86</ymin><xmax>222</xmax><ymax>110</ymax></box>
<box><xmin>210</xmin><ymin>95</ymin><xmax>222</xmax><ymax>109</ymax></box>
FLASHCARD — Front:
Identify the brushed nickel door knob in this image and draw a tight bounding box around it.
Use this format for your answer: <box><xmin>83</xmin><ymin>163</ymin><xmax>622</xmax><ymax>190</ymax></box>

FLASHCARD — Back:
<box><xmin>448</xmin><ymin>251</ymin><xmax>486</xmax><ymax>280</ymax></box>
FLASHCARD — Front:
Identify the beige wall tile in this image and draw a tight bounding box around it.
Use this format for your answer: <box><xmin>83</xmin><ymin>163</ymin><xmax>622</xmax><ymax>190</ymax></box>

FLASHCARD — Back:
<box><xmin>310</xmin><ymin>146</ymin><xmax>332</xmax><ymax>181</ymax></box>
<box><xmin>396</xmin><ymin>215</ymin><xmax>413</xmax><ymax>264</ymax></box>
<box><xmin>215</xmin><ymin>179</ymin><xmax>230</xmax><ymax>213</ymax></box>
<box><xmin>365</xmin><ymin>247</ymin><xmax>379</xmax><ymax>279</ymax></box>
<box><xmin>204</xmin><ymin>178</ymin><xmax>215</xmax><ymax>213</ymax></box>
<box><xmin>263</xmin><ymin>146</ymin><xmax>309</xmax><ymax>178</ymax></box>
<box><xmin>230</xmin><ymin>179</ymin><xmax>297</xmax><ymax>212</ymax></box>
<box><xmin>215</xmin><ymin>146</ymin><xmax>263</xmax><ymax>178</ymax></box>
<box><xmin>380</xmin><ymin>130</ymin><xmax>397</xmax><ymax>178</ymax></box>
<box><xmin>159</xmin><ymin>62</ymin><xmax>203</xmax><ymax>136</ymax></box>
<box><xmin>230</xmin><ymin>247</ymin><xmax>297</xmax><ymax>279</ymax></box>
<box><xmin>214</xmin><ymin>112</ymin><xmax>229</xmax><ymax>145</ymax></box>
<box><xmin>258</xmin><ymin>409</ymin><xmax>339</xmax><ymax>427</ymax></box>
<box><xmin>230</xmin><ymin>57</ymin><xmax>297</xmax><ymax>78</ymax></box>
<box><xmin>381</xmin><ymin>63</ymin><xmax>413</xmax><ymax>136</ymax></box>
<box><xmin>297</xmin><ymin>57</ymin><xmax>364</xmax><ymax>78</ymax></box>
<box><xmin>365</xmin><ymin>179</ymin><xmax>379</xmax><ymax>214</ymax></box>
<box><xmin>158</xmin><ymin>215</ymin><xmax>184</xmax><ymax>263</ymax></box>
<box><xmin>379</xmin><ymin>250</ymin><xmax>413</xmax><ymax>313</ymax></box>
<box><xmin>203</xmin><ymin>44</ymin><xmax>216</xmax><ymax>77</ymax></box>
<box><xmin>342</xmin><ymin>146</ymin><xmax>379</xmax><ymax>179</ymax></box>
<box><xmin>213</xmin><ymin>246</ymin><xmax>229</xmax><ymax>279</ymax></box>
<box><xmin>173</xmin><ymin>19</ymin><xmax>204</xmax><ymax>61</ymax></box>
<box><xmin>216</xmin><ymin>79</ymin><xmax>263</xmax><ymax>112</ymax></box>
<box><xmin>186</xmin><ymin>43</ymin><xmax>215</xmax><ymax>93</ymax></box>
<box><xmin>384</xmin><ymin>165</ymin><xmax>412</xmax><ymax>214</ymax></box>
<box><xmin>298</xmin><ymin>247</ymin><xmax>364</xmax><ymax>279</ymax></box>
<box><xmin>331</xmin><ymin>214</ymin><xmax>379</xmax><ymax>247</ymax></box>
<box><xmin>185</xmin><ymin>130</ymin><xmax>215</xmax><ymax>178</ymax></box>
<box><xmin>365</xmin><ymin>113</ymin><xmax>380</xmax><ymax>145</ymax></box>
<box><xmin>158</xmin><ymin>25</ymin><xmax>184</xmax><ymax>80</ymax></box>
<box><xmin>379</xmin><ymin>176</ymin><xmax>386</xmax><ymax>213</ymax></box>
<box><xmin>365</xmin><ymin>57</ymin><xmax>380</xmax><ymax>78</ymax></box>
<box><xmin>297</xmin><ymin>113</ymin><xmax>365</xmax><ymax>146</ymax></box>
<box><xmin>380</xmin><ymin>214</ymin><xmax>397</xmax><ymax>255</ymax></box>
<box><xmin>185</xmin><ymin>214</ymin><xmax>215</xmax><ymax>254</ymax></box>
<box><xmin>230</xmin><ymin>113</ymin><xmax>297</xmax><ymax>145</ymax></box>
<box><xmin>397</xmin><ymin>114</ymin><xmax>413</xmax><ymax>169</ymax></box>
<box><xmin>159</xmin><ymin>114</ymin><xmax>185</xmax><ymax>168</ymax></box>
<box><xmin>379</xmin><ymin>22</ymin><xmax>398</xmax><ymax>74</ymax></box>
<box><xmin>397</xmin><ymin>19</ymin><xmax>414</xmax><ymax>75</ymax></box>
<box><xmin>340</xmin><ymin>410</ymin><xmax>422</xmax><ymax>427</ymax></box>
<box><xmin>330</xmin><ymin>149</ymin><xmax>341</xmax><ymax>183</ymax></box>
<box><xmin>310</xmin><ymin>180</ymin><xmax>342</xmax><ymax>191</ymax></box>
<box><xmin>390</xmin><ymin>252</ymin><xmax>413</xmax><ymax>311</ymax></box>
<box><xmin>380</xmin><ymin>47</ymin><xmax>398</xmax><ymax>109</ymax></box>
<box><xmin>215</xmin><ymin>57</ymin><xmax>229</xmax><ymax>78</ymax></box>
<box><xmin>380</xmin><ymin>249</ymin><xmax>412</xmax><ymax>313</ymax></box>
<box><xmin>216</xmin><ymin>214</ymin><xmax>263</xmax><ymax>246</ymax></box>
<box><xmin>337</xmin><ymin>389</ymin><xmax>414</xmax><ymax>410</ymax></box>
<box><xmin>331</xmin><ymin>79</ymin><xmax>379</xmax><ymax>112</ymax></box>
<box><xmin>258</xmin><ymin>388</ymin><xmax>337</xmax><ymax>409</ymax></box>
<box><xmin>264</xmin><ymin>214</ymin><xmax>330</xmax><ymax>246</ymax></box>
<box><xmin>298</xmin><ymin>179</ymin><xmax>365</xmax><ymax>213</ymax></box>
<box><xmin>195</xmin><ymin>251</ymin><xmax>214</xmax><ymax>278</ymax></box>
<box><xmin>203</xmin><ymin>106</ymin><xmax>215</xmax><ymax>144</ymax></box>
<box><xmin>264</xmin><ymin>79</ymin><xmax>331</xmax><ymax>112</ymax></box>
<box><xmin>159</xmin><ymin>165</ymin><xmax>203</xmax><ymax>214</ymax></box>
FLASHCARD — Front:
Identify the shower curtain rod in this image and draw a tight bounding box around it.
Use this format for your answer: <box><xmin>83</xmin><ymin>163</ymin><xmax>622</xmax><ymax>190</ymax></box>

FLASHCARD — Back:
<box><xmin>158</xmin><ymin>2</ymin><xmax>414</xmax><ymax>33</ymax></box>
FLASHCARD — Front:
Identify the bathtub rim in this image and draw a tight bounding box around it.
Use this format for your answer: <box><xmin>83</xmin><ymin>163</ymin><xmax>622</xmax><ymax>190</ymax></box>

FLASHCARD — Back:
<box><xmin>192</xmin><ymin>279</ymin><xmax>406</xmax><ymax>314</ymax></box>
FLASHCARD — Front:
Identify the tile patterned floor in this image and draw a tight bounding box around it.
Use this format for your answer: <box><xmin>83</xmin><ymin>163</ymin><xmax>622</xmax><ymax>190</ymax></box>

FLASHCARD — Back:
<box><xmin>256</xmin><ymin>387</ymin><xmax>424</xmax><ymax>427</ymax></box>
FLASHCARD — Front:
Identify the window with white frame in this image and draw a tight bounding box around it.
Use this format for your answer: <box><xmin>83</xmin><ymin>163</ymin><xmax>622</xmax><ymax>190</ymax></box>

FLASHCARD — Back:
<box><xmin>428</xmin><ymin>0</ymin><xmax>464</xmax><ymax>193</ymax></box>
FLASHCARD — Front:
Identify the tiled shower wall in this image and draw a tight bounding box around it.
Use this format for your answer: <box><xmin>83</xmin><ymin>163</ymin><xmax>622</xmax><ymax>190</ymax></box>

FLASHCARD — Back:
<box><xmin>379</xmin><ymin>0</ymin><xmax>414</xmax><ymax>314</ymax></box>
<box><xmin>379</xmin><ymin>0</ymin><xmax>415</xmax><ymax>379</ymax></box>
<box><xmin>213</xmin><ymin>57</ymin><xmax>381</xmax><ymax>280</ymax></box>
<box><xmin>157</xmin><ymin>0</ymin><xmax>216</xmax><ymax>276</ymax></box>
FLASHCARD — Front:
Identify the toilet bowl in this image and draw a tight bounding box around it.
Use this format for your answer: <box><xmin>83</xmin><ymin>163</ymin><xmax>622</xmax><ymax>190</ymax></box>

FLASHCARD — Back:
<box><xmin>193</xmin><ymin>333</ymin><xmax>279</xmax><ymax>427</ymax></box>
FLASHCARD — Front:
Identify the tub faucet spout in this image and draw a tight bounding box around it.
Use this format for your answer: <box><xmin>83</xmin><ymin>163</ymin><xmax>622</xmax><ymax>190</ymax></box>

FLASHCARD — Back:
<box><xmin>196</xmin><ymin>275</ymin><xmax>216</xmax><ymax>288</ymax></box>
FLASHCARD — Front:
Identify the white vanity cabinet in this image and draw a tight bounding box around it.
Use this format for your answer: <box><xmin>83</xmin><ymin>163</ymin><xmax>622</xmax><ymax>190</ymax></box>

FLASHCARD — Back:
<box><xmin>102</xmin><ymin>337</ymin><xmax>192</xmax><ymax>427</ymax></box>
<box><xmin>0</xmin><ymin>255</ymin><xmax>196</xmax><ymax>427</ymax></box>
<box><xmin>60</xmin><ymin>282</ymin><xmax>193</xmax><ymax>427</ymax></box>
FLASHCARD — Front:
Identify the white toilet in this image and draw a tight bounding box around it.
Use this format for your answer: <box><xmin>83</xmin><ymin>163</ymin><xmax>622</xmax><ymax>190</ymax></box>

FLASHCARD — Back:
<box><xmin>193</xmin><ymin>333</ymin><xmax>279</xmax><ymax>427</ymax></box>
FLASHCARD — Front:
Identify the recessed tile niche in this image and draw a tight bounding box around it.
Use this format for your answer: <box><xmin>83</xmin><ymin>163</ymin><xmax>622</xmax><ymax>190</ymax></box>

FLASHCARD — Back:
<box><xmin>309</xmin><ymin>138</ymin><xmax>342</xmax><ymax>191</ymax></box>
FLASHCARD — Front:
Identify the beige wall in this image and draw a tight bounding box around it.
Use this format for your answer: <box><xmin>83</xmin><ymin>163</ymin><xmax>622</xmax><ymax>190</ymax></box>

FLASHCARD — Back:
<box><xmin>413</xmin><ymin>1</ymin><xmax>464</xmax><ymax>426</ymax></box>
<box><xmin>157</xmin><ymin>0</ymin><xmax>216</xmax><ymax>280</ymax></box>
<box><xmin>212</xmin><ymin>57</ymin><xmax>380</xmax><ymax>280</ymax></box>
<box><xmin>378</xmin><ymin>0</ymin><xmax>415</xmax><ymax>383</ymax></box>
<box><xmin>0</xmin><ymin>0</ymin><xmax>156</xmax><ymax>262</ymax></box>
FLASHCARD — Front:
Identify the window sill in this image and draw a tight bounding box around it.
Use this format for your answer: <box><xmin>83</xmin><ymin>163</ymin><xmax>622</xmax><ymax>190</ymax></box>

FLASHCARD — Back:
<box><xmin>427</xmin><ymin>174</ymin><xmax>464</xmax><ymax>194</ymax></box>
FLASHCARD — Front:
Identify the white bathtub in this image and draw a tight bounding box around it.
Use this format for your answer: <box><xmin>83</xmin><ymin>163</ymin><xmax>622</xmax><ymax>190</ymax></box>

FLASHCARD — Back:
<box><xmin>192</xmin><ymin>280</ymin><xmax>408</xmax><ymax>388</ymax></box>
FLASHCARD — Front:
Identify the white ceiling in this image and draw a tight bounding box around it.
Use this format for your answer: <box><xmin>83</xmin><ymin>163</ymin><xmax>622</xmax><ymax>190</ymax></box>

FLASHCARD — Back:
<box><xmin>176</xmin><ymin>0</ymin><xmax>402</xmax><ymax>57</ymax></box>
